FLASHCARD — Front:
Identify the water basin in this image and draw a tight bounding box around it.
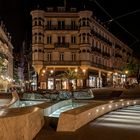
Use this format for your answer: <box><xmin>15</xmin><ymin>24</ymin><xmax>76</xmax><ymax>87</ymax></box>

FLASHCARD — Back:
<box><xmin>11</xmin><ymin>100</ymin><xmax>45</xmax><ymax>108</ymax></box>
<box><xmin>49</xmin><ymin>102</ymin><xmax>87</xmax><ymax>117</ymax></box>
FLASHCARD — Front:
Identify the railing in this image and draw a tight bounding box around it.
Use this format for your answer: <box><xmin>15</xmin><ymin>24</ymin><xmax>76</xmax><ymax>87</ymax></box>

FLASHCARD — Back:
<box><xmin>91</xmin><ymin>62</ymin><xmax>114</xmax><ymax>71</ymax></box>
<box><xmin>45</xmin><ymin>25</ymin><xmax>79</xmax><ymax>30</ymax></box>
<box><xmin>91</xmin><ymin>30</ymin><xmax>112</xmax><ymax>46</ymax></box>
<box><xmin>54</xmin><ymin>43</ymin><xmax>69</xmax><ymax>48</ymax></box>
<box><xmin>45</xmin><ymin>61</ymin><xmax>80</xmax><ymax>66</ymax></box>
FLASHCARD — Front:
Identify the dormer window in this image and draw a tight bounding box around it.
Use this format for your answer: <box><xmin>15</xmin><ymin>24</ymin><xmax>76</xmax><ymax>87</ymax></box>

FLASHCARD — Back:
<box><xmin>58</xmin><ymin>7</ymin><xmax>65</xmax><ymax>12</ymax></box>
<box><xmin>47</xmin><ymin>7</ymin><xmax>53</xmax><ymax>12</ymax></box>
<box><xmin>70</xmin><ymin>8</ymin><xmax>76</xmax><ymax>12</ymax></box>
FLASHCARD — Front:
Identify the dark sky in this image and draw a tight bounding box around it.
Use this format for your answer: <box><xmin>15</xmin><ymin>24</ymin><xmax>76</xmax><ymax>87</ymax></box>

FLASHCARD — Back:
<box><xmin>0</xmin><ymin>0</ymin><xmax>140</xmax><ymax>57</ymax></box>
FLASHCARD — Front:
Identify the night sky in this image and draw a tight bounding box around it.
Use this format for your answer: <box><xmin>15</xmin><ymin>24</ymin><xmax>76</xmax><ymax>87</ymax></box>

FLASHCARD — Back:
<box><xmin>0</xmin><ymin>0</ymin><xmax>140</xmax><ymax>57</ymax></box>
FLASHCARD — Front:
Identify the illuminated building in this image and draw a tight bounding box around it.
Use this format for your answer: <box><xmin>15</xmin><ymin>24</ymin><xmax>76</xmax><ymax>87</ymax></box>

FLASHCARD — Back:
<box><xmin>31</xmin><ymin>6</ymin><xmax>132</xmax><ymax>90</ymax></box>
<box><xmin>0</xmin><ymin>21</ymin><xmax>13</xmax><ymax>92</ymax></box>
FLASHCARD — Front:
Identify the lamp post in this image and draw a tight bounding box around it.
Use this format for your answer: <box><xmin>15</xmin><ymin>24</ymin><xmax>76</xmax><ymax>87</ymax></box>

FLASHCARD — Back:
<box><xmin>125</xmin><ymin>70</ymin><xmax>128</xmax><ymax>83</ymax></box>
<box><xmin>40</xmin><ymin>66</ymin><xmax>47</xmax><ymax>90</ymax></box>
<box><xmin>75</xmin><ymin>69</ymin><xmax>78</xmax><ymax>89</ymax></box>
<box><xmin>50</xmin><ymin>70</ymin><xmax>55</xmax><ymax>90</ymax></box>
<box><xmin>82</xmin><ymin>69</ymin><xmax>86</xmax><ymax>88</ymax></box>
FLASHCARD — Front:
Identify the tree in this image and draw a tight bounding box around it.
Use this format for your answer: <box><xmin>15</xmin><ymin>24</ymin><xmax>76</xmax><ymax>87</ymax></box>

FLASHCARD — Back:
<box><xmin>60</xmin><ymin>69</ymin><xmax>77</xmax><ymax>80</ymax></box>
<box><xmin>60</xmin><ymin>68</ymin><xmax>87</xmax><ymax>90</ymax></box>
<box><xmin>59</xmin><ymin>69</ymin><xmax>77</xmax><ymax>91</ymax></box>
<box><xmin>0</xmin><ymin>57</ymin><xmax>4</xmax><ymax>73</ymax></box>
<box><xmin>124</xmin><ymin>58</ymin><xmax>140</xmax><ymax>84</ymax></box>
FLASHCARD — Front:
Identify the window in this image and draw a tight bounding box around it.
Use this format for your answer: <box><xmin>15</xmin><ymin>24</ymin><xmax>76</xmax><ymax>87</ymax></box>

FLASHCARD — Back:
<box><xmin>47</xmin><ymin>7</ymin><xmax>53</xmax><ymax>12</ymax></box>
<box><xmin>96</xmin><ymin>56</ymin><xmax>98</xmax><ymax>64</ymax></box>
<box><xmin>62</xmin><ymin>36</ymin><xmax>65</xmax><ymax>43</ymax></box>
<box><xmin>83</xmin><ymin>36</ymin><xmax>86</xmax><ymax>43</ymax></box>
<box><xmin>71</xmin><ymin>20</ymin><xmax>76</xmax><ymax>28</ymax></box>
<box><xmin>39</xmin><ymin>20</ymin><xmax>42</xmax><ymax>26</ymax></box>
<box><xmin>72</xmin><ymin>53</ymin><xmax>76</xmax><ymax>61</ymax></box>
<box><xmin>71</xmin><ymin>36</ymin><xmax>76</xmax><ymax>44</ymax></box>
<box><xmin>47</xmin><ymin>20</ymin><xmax>52</xmax><ymax>28</ymax></box>
<box><xmin>48</xmin><ymin>53</ymin><xmax>51</xmax><ymax>61</ymax></box>
<box><xmin>34</xmin><ymin>36</ymin><xmax>37</xmax><ymax>43</ymax></box>
<box><xmin>34</xmin><ymin>21</ymin><xmax>37</xmax><ymax>26</ymax></box>
<box><xmin>83</xmin><ymin>21</ymin><xmax>86</xmax><ymax>26</ymax></box>
<box><xmin>39</xmin><ymin>36</ymin><xmax>41</xmax><ymax>43</ymax></box>
<box><xmin>58</xmin><ymin>36</ymin><xmax>65</xmax><ymax>43</ymax></box>
<box><xmin>92</xmin><ymin>55</ymin><xmax>94</xmax><ymax>62</ymax></box>
<box><xmin>70</xmin><ymin>8</ymin><xmax>76</xmax><ymax>12</ymax></box>
<box><xmin>38</xmin><ymin>33</ymin><xmax>43</xmax><ymax>43</ymax></box>
<box><xmin>33</xmin><ymin>18</ymin><xmax>37</xmax><ymax>26</ymax></box>
<box><xmin>58</xmin><ymin>36</ymin><xmax>61</xmax><ymax>43</ymax></box>
<box><xmin>60</xmin><ymin>53</ymin><xmax>64</xmax><ymax>61</ymax></box>
<box><xmin>98</xmin><ymin>58</ymin><xmax>101</xmax><ymax>64</ymax></box>
<box><xmin>58</xmin><ymin>21</ymin><xmax>65</xmax><ymax>29</ymax></box>
<box><xmin>47</xmin><ymin>36</ymin><xmax>52</xmax><ymax>44</ymax></box>
<box><xmin>58</xmin><ymin>7</ymin><xmax>65</xmax><ymax>12</ymax></box>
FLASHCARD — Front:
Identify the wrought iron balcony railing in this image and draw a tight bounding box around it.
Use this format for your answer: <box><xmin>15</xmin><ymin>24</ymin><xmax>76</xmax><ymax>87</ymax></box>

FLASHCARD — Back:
<box><xmin>54</xmin><ymin>43</ymin><xmax>69</xmax><ymax>48</ymax></box>
<box><xmin>45</xmin><ymin>25</ymin><xmax>79</xmax><ymax>30</ymax></box>
<box><xmin>45</xmin><ymin>61</ymin><xmax>80</xmax><ymax>66</ymax></box>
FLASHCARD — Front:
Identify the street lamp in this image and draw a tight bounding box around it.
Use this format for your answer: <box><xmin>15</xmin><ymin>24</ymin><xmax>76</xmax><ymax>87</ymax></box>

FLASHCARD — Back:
<box><xmin>82</xmin><ymin>69</ymin><xmax>86</xmax><ymax>75</ymax></box>
<box><xmin>40</xmin><ymin>66</ymin><xmax>47</xmax><ymax>90</ymax></box>
<box><xmin>125</xmin><ymin>70</ymin><xmax>129</xmax><ymax>83</ymax></box>
<box><xmin>75</xmin><ymin>69</ymin><xmax>78</xmax><ymax>73</ymax></box>
<box><xmin>82</xmin><ymin>69</ymin><xmax>86</xmax><ymax>88</ymax></box>
<box><xmin>125</xmin><ymin>70</ymin><xmax>128</xmax><ymax>74</ymax></box>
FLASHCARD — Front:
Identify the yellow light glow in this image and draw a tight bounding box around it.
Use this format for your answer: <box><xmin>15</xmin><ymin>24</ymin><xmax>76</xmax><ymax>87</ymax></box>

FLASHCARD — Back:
<box><xmin>82</xmin><ymin>69</ymin><xmax>86</xmax><ymax>73</ymax></box>
<box><xmin>75</xmin><ymin>69</ymin><xmax>78</xmax><ymax>72</ymax></box>
<box><xmin>125</xmin><ymin>70</ymin><xmax>128</xmax><ymax>74</ymax></box>
<box><xmin>42</xmin><ymin>69</ymin><xmax>46</xmax><ymax>73</ymax></box>
<box><xmin>50</xmin><ymin>70</ymin><xmax>54</xmax><ymax>74</ymax></box>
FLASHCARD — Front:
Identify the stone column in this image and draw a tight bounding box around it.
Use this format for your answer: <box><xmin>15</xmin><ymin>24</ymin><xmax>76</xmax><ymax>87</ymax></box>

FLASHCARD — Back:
<box><xmin>98</xmin><ymin>71</ymin><xmax>101</xmax><ymax>88</ymax></box>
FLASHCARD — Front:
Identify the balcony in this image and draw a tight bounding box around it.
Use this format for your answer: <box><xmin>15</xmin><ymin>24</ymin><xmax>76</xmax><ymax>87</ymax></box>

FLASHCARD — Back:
<box><xmin>45</xmin><ymin>25</ymin><xmax>78</xmax><ymax>30</ymax></box>
<box><xmin>102</xmin><ymin>52</ymin><xmax>110</xmax><ymax>58</ymax></box>
<box><xmin>54</xmin><ymin>43</ymin><xmax>69</xmax><ymax>48</ymax></box>
<box><xmin>91</xmin><ymin>30</ymin><xmax>112</xmax><ymax>46</ymax></box>
<box><xmin>91</xmin><ymin>47</ymin><xmax>101</xmax><ymax>53</ymax></box>
<box><xmin>91</xmin><ymin>62</ymin><xmax>113</xmax><ymax>71</ymax></box>
<box><xmin>45</xmin><ymin>61</ymin><xmax>80</xmax><ymax>66</ymax></box>
<box><xmin>115</xmin><ymin>53</ymin><xmax>122</xmax><ymax>58</ymax></box>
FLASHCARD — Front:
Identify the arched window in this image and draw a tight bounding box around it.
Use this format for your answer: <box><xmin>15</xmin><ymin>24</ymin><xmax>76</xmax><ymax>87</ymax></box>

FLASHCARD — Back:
<box><xmin>39</xmin><ymin>20</ymin><xmax>42</xmax><ymax>26</ymax></box>
<box><xmin>82</xmin><ymin>49</ymin><xmax>86</xmax><ymax>53</ymax></box>
<box><xmin>35</xmin><ymin>36</ymin><xmax>37</xmax><ymax>43</ymax></box>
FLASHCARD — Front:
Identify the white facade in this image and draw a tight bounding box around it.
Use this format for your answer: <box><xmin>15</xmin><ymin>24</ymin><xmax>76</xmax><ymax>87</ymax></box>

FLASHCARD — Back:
<box><xmin>31</xmin><ymin>7</ymin><xmax>133</xmax><ymax>90</ymax></box>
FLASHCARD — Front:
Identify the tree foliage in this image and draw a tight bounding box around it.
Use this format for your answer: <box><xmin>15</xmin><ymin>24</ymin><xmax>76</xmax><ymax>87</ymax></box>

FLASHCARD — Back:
<box><xmin>60</xmin><ymin>69</ymin><xmax>86</xmax><ymax>81</ymax></box>
<box><xmin>0</xmin><ymin>58</ymin><xmax>4</xmax><ymax>73</ymax></box>
<box><xmin>60</xmin><ymin>69</ymin><xmax>77</xmax><ymax>80</ymax></box>
<box><xmin>124</xmin><ymin>58</ymin><xmax>140</xmax><ymax>83</ymax></box>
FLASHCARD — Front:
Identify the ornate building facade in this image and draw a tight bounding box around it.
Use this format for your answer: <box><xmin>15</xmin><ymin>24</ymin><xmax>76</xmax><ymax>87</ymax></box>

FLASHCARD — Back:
<box><xmin>31</xmin><ymin>7</ymin><xmax>132</xmax><ymax>90</ymax></box>
<box><xmin>0</xmin><ymin>21</ymin><xmax>13</xmax><ymax>92</ymax></box>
